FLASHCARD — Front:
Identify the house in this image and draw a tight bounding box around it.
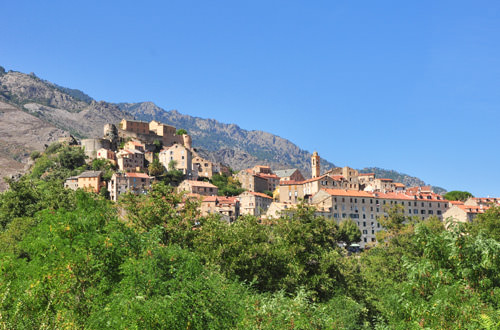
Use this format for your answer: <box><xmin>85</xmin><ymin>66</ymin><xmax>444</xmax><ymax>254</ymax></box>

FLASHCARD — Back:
<box><xmin>108</xmin><ymin>172</ymin><xmax>153</xmax><ymax>201</ymax></box>
<box><xmin>177</xmin><ymin>180</ymin><xmax>218</xmax><ymax>196</ymax></box>
<box><xmin>236</xmin><ymin>169</ymin><xmax>268</xmax><ymax>193</ymax></box>
<box><xmin>443</xmin><ymin>204</ymin><xmax>489</xmax><ymax>224</ymax></box>
<box><xmin>96</xmin><ymin>148</ymin><xmax>117</xmax><ymax>165</ymax></box>
<box><xmin>123</xmin><ymin>141</ymin><xmax>145</xmax><ymax>153</ymax></box>
<box><xmin>238</xmin><ymin>191</ymin><xmax>273</xmax><ymax>216</ymax></box>
<box><xmin>192</xmin><ymin>156</ymin><xmax>221</xmax><ymax>179</ymax></box>
<box><xmin>116</xmin><ymin>149</ymin><xmax>145</xmax><ymax>172</ymax></box>
<box><xmin>64</xmin><ymin>176</ymin><xmax>79</xmax><ymax>190</ymax></box>
<box><xmin>75</xmin><ymin>171</ymin><xmax>104</xmax><ymax>193</ymax></box>
<box><xmin>159</xmin><ymin>143</ymin><xmax>193</xmax><ymax>175</ymax></box>
<box><xmin>200</xmin><ymin>196</ymin><xmax>240</xmax><ymax>222</ymax></box>
<box><xmin>310</xmin><ymin>188</ymin><xmax>450</xmax><ymax>248</ymax></box>
<box><xmin>274</xmin><ymin>169</ymin><xmax>305</xmax><ymax>182</ymax></box>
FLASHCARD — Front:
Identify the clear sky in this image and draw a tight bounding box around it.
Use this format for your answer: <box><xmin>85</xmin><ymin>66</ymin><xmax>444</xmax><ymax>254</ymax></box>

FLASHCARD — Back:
<box><xmin>1</xmin><ymin>1</ymin><xmax>499</xmax><ymax>196</ymax></box>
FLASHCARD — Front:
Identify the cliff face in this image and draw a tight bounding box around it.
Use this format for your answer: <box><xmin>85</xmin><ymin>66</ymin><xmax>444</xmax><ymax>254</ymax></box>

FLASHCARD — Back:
<box><xmin>0</xmin><ymin>101</ymin><xmax>66</xmax><ymax>190</ymax></box>
<box><xmin>0</xmin><ymin>71</ymin><xmax>134</xmax><ymax>138</ymax></box>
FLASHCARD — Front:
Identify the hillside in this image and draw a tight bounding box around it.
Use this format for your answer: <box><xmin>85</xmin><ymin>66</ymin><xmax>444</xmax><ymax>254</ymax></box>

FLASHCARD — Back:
<box><xmin>0</xmin><ymin>65</ymin><xmax>446</xmax><ymax>192</ymax></box>
<box><xmin>0</xmin><ymin>101</ymin><xmax>66</xmax><ymax>190</ymax></box>
<box><xmin>0</xmin><ymin>69</ymin><xmax>133</xmax><ymax>138</ymax></box>
<box><xmin>118</xmin><ymin>102</ymin><xmax>337</xmax><ymax>174</ymax></box>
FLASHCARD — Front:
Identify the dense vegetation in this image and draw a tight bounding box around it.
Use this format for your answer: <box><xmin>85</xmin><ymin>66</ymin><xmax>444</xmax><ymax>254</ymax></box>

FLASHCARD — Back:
<box><xmin>444</xmin><ymin>190</ymin><xmax>474</xmax><ymax>201</ymax></box>
<box><xmin>1</xmin><ymin>153</ymin><xmax>500</xmax><ymax>329</ymax></box>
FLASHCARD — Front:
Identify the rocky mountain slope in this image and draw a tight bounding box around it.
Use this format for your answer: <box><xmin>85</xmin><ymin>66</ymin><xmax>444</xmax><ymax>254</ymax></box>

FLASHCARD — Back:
<box><xmin>0</xmin><ymin>101</ymin><xmax>66</xmax><ymax>190</ymax></box>
<box><xmin>0</xmin><ymin>70</ymin><xmax>133</xmax><ymax>138</ymax></box>
<box><xmin>118</xmin><ymin>102</ymin><xmax>336</xmax><ymax>174</ymax></box>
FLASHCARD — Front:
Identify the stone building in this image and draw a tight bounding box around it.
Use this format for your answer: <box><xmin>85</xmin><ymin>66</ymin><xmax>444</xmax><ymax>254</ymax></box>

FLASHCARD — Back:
<box><xmin>64</xmin><ymin>171</ymin><xmax>104</xmax><ymax>193</ymax></box>
<box><xmin>108</xmin><ymin>172</ymin><xmax>153</xmax><ymax>202</ymax></box>
<box><xmin>116</xmin><ymin>149</ymin><xmax>145</xmax><ymax>172</ymax></box>
<box><xmin>159</xmin><ymin>143</ymin><xmax>193</xmax><ymax>175</ymax></box>
<box><xmin>118</xmin><ymin>119</ymin><xmax>190</xmax><ymax>149</ymax></box>
<box><xmin>96</xmin><ymin>148</ymin><xmax>116</xmax><ymax>165</ymax></box>
<box><xmin>192</xmin><ymin>156</ymin><xmax>221</xmax><ymax>179</ymax></box>
<box><xmin>274</xmin><ymin>169</ymin><xmax>305</xmax><ymax>182</ymax></box>
<box><xmin>238</xmin><ymin>191</ymin><xmax>273</xmax><ymax>217</ymax></box>
<box><xmin>200</xmin><ymin>196</ymin><xmax>240</xmax><ymax>222</ymax></box>
<box><xmin>311</xmin><ymin>188</ymin><xmax>449</xmax><ymax>247</ymax></box>
<box><xmin>177</xmin><ymin>180</ymin><xmax>218</xmax><ymax>196</ymax></box>
<box><xmin>236</xmin><ymin>169</ymin><xmax>268</xmax><ymax>193</ymax></box>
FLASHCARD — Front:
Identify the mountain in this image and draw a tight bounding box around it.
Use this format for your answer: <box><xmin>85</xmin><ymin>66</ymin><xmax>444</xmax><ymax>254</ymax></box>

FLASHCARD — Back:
<box><xmin>117</xmin><ymin>102</ymin><xmax>336</xmax><ymax>174</ymax></box>
<box><xmin>0</xmin><ymin>65</ymin><xmax>446</xmax><ymax>192</ymax></box>
<box><xmin>0</xmin><ymin>101</ymin><xmax>66</xmax><ymax>190</ymax></box>
<box><xmin>0</xmin><ymin>69</ymin><xmax>133</xmax><ymax>138</ymax></box>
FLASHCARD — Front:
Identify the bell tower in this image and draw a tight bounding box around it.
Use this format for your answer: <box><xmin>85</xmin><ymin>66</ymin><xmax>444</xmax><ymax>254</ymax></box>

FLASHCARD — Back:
<box><xmin>311</xmin><ymin>151</ymin><xmax>320</xmax><ymax>178</ymax></box>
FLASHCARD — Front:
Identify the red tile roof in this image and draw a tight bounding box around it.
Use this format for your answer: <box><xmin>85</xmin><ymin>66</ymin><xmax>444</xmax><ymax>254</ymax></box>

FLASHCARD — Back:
<box><xmin>249</xmin><ymin>191</ymin><xmax>273</xmax><ymax>199</ymax></box>
<box><xmin>125</xmin><ymin>172</ymin><xmax>151</xmax><ymax>178</ymax></box>
<box><xmin>184</xmin><ymin>180</ymin><xmax>217</xmax><ymax>188</ymax></box>
<box><xmin>358</xmin><ymin>173</ymin><xmax>375</xmax><ymax>176</ymax></box>
<box><xmin>457</xmin><ymin>204</ymin><xmax>489</xmax><ymax>214</ymax></box>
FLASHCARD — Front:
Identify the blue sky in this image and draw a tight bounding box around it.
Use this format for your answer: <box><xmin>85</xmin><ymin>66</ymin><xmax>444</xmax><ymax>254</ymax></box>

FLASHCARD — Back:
<box><xmin>1</xmin><ymin>1</ymin><xmax>499</xmax><ymax>196</ymax></box>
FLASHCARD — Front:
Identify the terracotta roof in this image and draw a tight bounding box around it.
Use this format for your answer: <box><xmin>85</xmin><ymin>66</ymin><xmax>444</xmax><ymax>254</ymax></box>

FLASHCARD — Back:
<box><xmin>249</xmin><ymin>191</ymin><xmax>273</xmax><ymax>199</ymax></box>
<box><xmin>329</xmin><ymin>175</ymin><xmax>345</xmax><ymax>181</ymax></box>
<box><xmin>256</xmin><ymin>173</ymin><xmax>280</xmax><ymax>179</ymax></box>
<box><xmin>450</xmin><ymin>201</ymin><xmax>465</xmax><ymax>205</ymax></box>
<box><xmin>379</xmin><ymin>178</ymin><xmax>393</xmax><ymax>182</ymax></box>
<box><xmin>457</xmin><ymin>204</ymin><xmax>489</xmax><ymax>214</ymax></box>
<box><xmin>322</xmin><ymin>189</ymin><xmax>374</xmax><ymax>198</ymax></box>
<box><xmin>183</xmin><ymin>180</ymin><xmax>217</xmax><ymax>188</ymax></box>
<box><xmin>202</xmin><ymin>196</ymin><xmax>238</xmax><ymax>205</ymax></box>
<box><xmin>358</xmin><ymin>173</ymin><xmax>375</xmax><ymax>176</ymax></box>
<box><xmin>394</xmin><ymin>183</ymin><xmax>405</xmax><ymax>188</ymax></box>
<box><xmin>125</xmin><ymin>172</ymin><xmax>151</xmax><ymax>179</ymax></box>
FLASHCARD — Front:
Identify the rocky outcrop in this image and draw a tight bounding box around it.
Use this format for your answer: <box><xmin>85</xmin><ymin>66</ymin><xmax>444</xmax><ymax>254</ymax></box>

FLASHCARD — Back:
<box><xmin>0</xmin><ymin>101</ymin><xmax>66</xmax><ymax>190</ymax></box>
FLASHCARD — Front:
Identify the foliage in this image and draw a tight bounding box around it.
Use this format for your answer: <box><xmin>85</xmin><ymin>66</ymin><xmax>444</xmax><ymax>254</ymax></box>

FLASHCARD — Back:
<box><xmin>444</xmin><ymin>190</ymin><xmax>474</xmax><ymax>201</ymax></box>
<box><xmin>338</xmin><ymin>219</ymin><xmax>362</xmax><ymax>245</ymax></box>
<box><xmin>211</xmin><ymin>173</ymin><xmax>245</xmax><ymax>196</ymax></box>
<box><xmin>1</xmin><ymin>165</ymin><xmax>500</xmax><ymax>329</ymax></box>
<box><xmin>175</xmin><ymin>128</ymin><xmax>187</xmax><ymax>135</ymax></box>
<box><xmin>148</xmin><ymin>158</ymin><xmax>165</xmax><ymax>177</ymax></box>
<box><xmin>29</xmin><ymin>150</ymin><xmax>41</xmax><ymax>161</ymax></box>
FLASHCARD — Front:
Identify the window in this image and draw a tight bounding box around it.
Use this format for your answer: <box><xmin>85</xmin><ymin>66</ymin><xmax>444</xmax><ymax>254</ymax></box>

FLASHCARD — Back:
<box><xmin>363</xmin><ymin>221</ymin><xmax>366</xmax><ymax>227</ymax></box>
<box><xmin>437</xmin><ymin>210</ymin><xmax>442</xmax><ymax>215</ymax></box>
<box><xmin>421</xmin><ymin>210</ymin><xmax>426</xmax><ymax>214</ymax></box>
<box><xmin>362</xmin><ymin>230</ymin><xmax>367</xmax><ymax>234</ymax></box>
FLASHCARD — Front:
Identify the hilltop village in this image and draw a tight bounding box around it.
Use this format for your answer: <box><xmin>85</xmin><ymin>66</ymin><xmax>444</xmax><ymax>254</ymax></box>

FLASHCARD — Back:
<box><xmin>62</xmin><ymin>119</ymin><xmax>499</xmax><ymax>248</ymax></box>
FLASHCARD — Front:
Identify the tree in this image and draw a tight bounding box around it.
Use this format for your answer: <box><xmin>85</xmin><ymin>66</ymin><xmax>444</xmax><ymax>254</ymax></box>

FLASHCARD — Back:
<box><xmin>444</xmin><ymin>190</ymin><xmax>473</xmax><ymax>201</ymax></box>
<box><xmin>168</xmin><ymin>159</ymin><xmax>178</xmax><ymax>171</ymax></box>
<box><xmin>338</xmin><ymin>219</ymin><xmax>362</xmax><ymax>246</ymax></box>
<box><xmin>148</xmin><ymin>158</ymin><xmax>165</xmax><ymax>177</ymax></box>
<box><xmin>176</xmin><ymin>128</ymin><xmax>187</xmax><ymax>135</ymax></box>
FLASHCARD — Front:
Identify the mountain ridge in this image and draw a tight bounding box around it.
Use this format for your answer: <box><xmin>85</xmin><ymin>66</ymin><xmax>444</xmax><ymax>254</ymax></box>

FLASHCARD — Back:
<box><xmin>0</xmin><ymin>65</ymin><xmax>446</xmax><ymax>192</ymax></box>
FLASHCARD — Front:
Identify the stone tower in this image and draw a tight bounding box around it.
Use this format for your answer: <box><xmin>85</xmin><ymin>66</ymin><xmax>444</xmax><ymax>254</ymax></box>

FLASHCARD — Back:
<box><xmin>183</xmin><ymin>134</ymin><xmax>192</xmax><ymax>150</ymax></box>
<box><xmin>311</xmin><ymin>151</ymin><xmax>320</xmax><ymax>178</ymax></box>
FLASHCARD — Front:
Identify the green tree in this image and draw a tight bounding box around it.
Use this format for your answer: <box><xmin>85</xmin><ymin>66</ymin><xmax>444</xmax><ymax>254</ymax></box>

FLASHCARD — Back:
<box><xmin>444</xmin><ymin>190</ymin><xmax>473</xmax><ymax>201</ymax></box>
<box><xmin>338</xmin><ymin>219</ymin><xmax>362</xmax><ymax>246</ymax></box>
<box><xmin>168</xmin><ymin>159</ymin><xmax>178</xmax><ymax>171</ymax></box>
<box><xmin>148</xmin><ymin>158</ymin><xmax>165</xmax><ymax>177</ymax></box>
<box><xmin>176</xmin><ymin>128</ymin><xmax>188</xmax><ymax>135</ymax></box>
